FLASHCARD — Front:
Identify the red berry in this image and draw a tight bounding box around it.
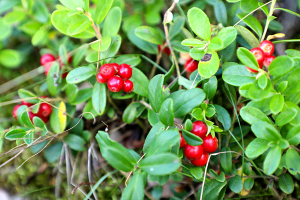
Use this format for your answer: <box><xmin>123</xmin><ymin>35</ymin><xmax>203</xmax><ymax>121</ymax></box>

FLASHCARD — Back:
<box><xmin>123</xmin><ymin>80</ymin><xmax>134</xmax><ymax>93</ymax></box>
<box><xmin>96</xmin><ymin>73</ymin><xmax>108</xmax><ymax>83</ymax></box>
<box><xmin>40</xmin><ymin>116</ymin><xmax>49</xmax><ymax>123</ymax></box>
<box><xmin>100</xmin><ymin>64</ymin><xmax>116</xmax><ymax>79</ymax></box>
<box><xmin>40</xmin><ymin>54</ymin><xmax>55</xmax><ymax>66</ymax></box>
<box><xmin>263</xmin><ymin>55</ymin><xmax>275</xmax><ymax>67</ymax></box>
<box><xmin>183</xmin><ymin>144</ymin><xmax>203</xmax><ymax>161</ymax></box>
<box><xmin>191</xmin><ymin>121</ymin><xmax>207</xmax><ymax>139</ymax></box>
<box><xmin>12</xmin><ymin>104</ymin><xmax>21</xmax><ymax>119</ymax></box>
<box><xmin>250</xmin><ymin>47</ymin><xmax>265</xmax><ymax>64</ymax></box>
<box><xmin>117</xmin><ymin>64</ymin><xmax>132</xmax><ymax>80</ymax></box>
<box><xmin>62</xmin><ymin>72</ymin><xmax>68</xmax><ymax>78</ymax></box>
<box><xmin>163</xmin><ymin>47</ymin><xmax>171</xmax><ymax>56</ymax></box>
<box><xmin>44</xmin><ymin>62</ymin><xmax>52</xmax><ymax>76</ymax></box>
<box><xmin>203</xmin><ymin>135</ymin><xmax>218</xmax><ymax>153</ymax></box>
<box><xmin>184</xmin><ymin>59</ymin><xmax>198</xmax><ymax>73</ymax></box>
<box><xmin>259</xmin><ymin>40</ymin><xmax>275</xmax><ymax>56</ymax></box>
<box><xmin>110</xmin><ymin>63</ymin><xmax>119</xmax><ymax>71</ymax></box>
<box><xmin>21</xmin><ymin>101</ymin><xmax>33</xmax><ymax>107</ymax></box>
<box><xmin>191</xmin><ymin>152</ymin><xmax>209</xmax><ymax>166</ymax></box>
<box><xmin>37</xmin><ymin>103</ymin><xmax>52</xmax><ymax>118</ymax></box>
<box><xmin>57</xmin><ymin>54</ymin><xmax>72</xmax><ymax>65</ymax></box>
<box><xmin>107</xmin><ymin>76</ymin><xmax>124</xmax><ymax>92</ymax></box>
<box><xmin>246</xmin><ymin>62</ymin><xmax>263</xmax><ymax>73</ymax></box>
<box><xmin>28</xmin><ymin>111</ymin><xmax>35</xmax><ymax>123</ymax></box>
<box><xmin>179</xmin><ymin>132</ymin><xmax>186</xmax><ymax>148</ymax></box>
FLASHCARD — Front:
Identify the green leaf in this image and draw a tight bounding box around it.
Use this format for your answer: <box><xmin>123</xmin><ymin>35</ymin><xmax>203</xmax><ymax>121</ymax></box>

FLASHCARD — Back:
<box><xmin>275</xmin><ymin>7</ymin><xmax>300</xmax><ymax>18</ymax></box>
<box><xmin>244</xmin><ymin>178</ymin><xmax>254</xmax><ymax>191</ymax></box>
<box><xmin>66</xmin><ymin>65</ymin><xmax>95</xmax><ymax>84</ymax></box>
<box><xmin>131</xmin><ymin>68</ymin><xmax>149</xmax><ymax>97</ymax></box>
<box><xmin>190</xmin><ymin>166</ymin><xmax>203</xmax><ymax>179</ymax></box>
<box><xmin>158</xmin><ymin>98</ymin><xmax>174</xmax><ymax>126</ymax></box>
<box><xmin>0</xmin><ymin>49</ymin><xmax>22</xmax><ymax>68</ymax></box>
<box><xmin>169</xmin><ymin>16</ymin><xmax>185</xmax><ymax>40</ymax></box>
<box><xmin>103</xmin><ymin>7</ymin><xmax>122</xmax><ymax>37</ymax></box>
<box><xmin>241</xmin><ymin>0</ymin><xmax>259</xmax><ymax>13</ymax></box>
<box><xmin>96</xmin><ymin>131</ymin><xmax>137</xmax><ymax>172</ymax></box>
<box><xmin>208</xmin><ymin>37</ymin><xmax>224</xmax><ymax>51</ymax></box>
<box><xmin>237</xmin><ymin>47</ymin><xmax>259</xmax><ymax>70</ymax></box>
<box><xmin>220</xmin><ymin>147</ymin><xmax>232</xmax><ymax>173</ymax></box>
<box><xmin>46</xmin><ymin>62</ymin><xmax>60</xmax><ymax>96</ymax></box>
<box><xmin>223</xmin><ymin>65</ymin><xmax>256</xmax><ymax>86</ymax></box>
<box><xmin>181</xmin><ymin>129</ymin><xmax>203</xmax><ymax>146</ymax></box>
<box><xmin>90</xmin><ymin>36</ymin><xmax>112</xmax><ymax>51</ymax></box>
<box><xmin>251</xmin><ymin>121</ymin><xmax>281</xmax><ymax>141</ymax></box>
<box><xmin>286</xmin><ymin>125</ymin><xmax>300</xmax><ymax>145</ymax></box>
<box><xmin>248</xmin><ymin>79</ymin><xmax>272</xmax><ymax>100</ymax></box>
<box><xmin>21</xmin><ymin>111</ymin><xmax>34</xmax><ymax>128</ymax></box>
<box><xmin>66</xmin><ymin>84</ymin><xmax>78</xmax><ymax>103</ymax></box>
<box><xmin>3</xmin><ymin>11</ymin><xmax>26</xmax><ymax>24</ymax></box>
<box><xmin>237</xmin><ymin>13</ymin><xmax>263</xmax><ymax>38</ymax></box>
<box><xmin>269</xmin><ymin>56</ymin><xmax>294</xmax><ymax>77</ymax></box>
<box><xmin>148</xmin><ymin>109</ymin><xmax>160</xmax><ymax>126</ymax></box>
<box><xmin>197</xmin><ymin>179</ymin><xmax>227</xmax><ymax>200</ymax></box>
<box><xmin>279</xmin><ymin>173</ymin><xmax>294</xmax><ymax>194</ymax></box>
<box><xmin>50</xmin><ymin>102</ymin><xmax>67</xmax><ymax>134</ymax></box>
<box><xmin>148</xmin><ymin>74</ymin><xmax>164</xmax><ymax>113</ymax></box>
<box><xmin>146</xmin><ymin>130</ymin><xmax>179</xmax><ymax>157</ymax></box>
<box><xmin>228</xmin><ymin>175</ymin><xmax>243</xmax><ymax>193</ymax></box>
<box><xmin>92</xmin><ymin>82</ymin><xmax>106</xmax><ymax>115</ymax></box>
<box><xmin>191</xmin><ymin>108</ymin><xmax>203</xmax><ymax>120</ymax></box>
<box><xmin>113</xmin><ymin>55</ymin><xmax>141</xmax><ymax>68</ymax></box>
<box><xmin>135</xmin><ymin>26</ymin><xmax>163</xmax><ymax>45</ymax></box>
<box><xmin>214</xmin><ymin>105</ymin><xmax>231</xmax><ymax>131</ymax></box>
<box><xmin>5</xmin><ymin>129</ymin><xmax>27</xmax><ymax>140</ymax></box>
<box><xmin>217</xmin><ymin>27</ymin><xmax>237</xmax><ymax>49</ymax></box>
<box><xmin>18</xmin><ymin>89</ymin><xmax>38</xmax><ymax>104</ymax></box>
<box><xmin>214</xmin><ymin>1</ymin><xmax>227</xmax><ymax>26</ymax></box>
<box><xmin>143</xmin><ymin>122</ymin><xmax>165</xmax><ymax>152</ymax></box>
<box><xmin>44</xmin><ymin>142</ymin><xmax>63</xmax><ymax>163</ymax></box>
<box><xmin>275</xmin><ymin>107</ymin><xmax>298</xmax><ymax>127</ymax></box>
<box><xmin>67</xmin><ymin>20</ymin><xmax>92</xmax><ymax>35</ymax></box>
<box><xmin>95</xmin><ymin>0</ymin><xmax>113</xmax><ymax>24</ymax></box>
<box><xmin>240</xmin><ymin>106</ymin><xmax>273</xmax><ymax>125</ymax></box>
<box><xmin>168</xmin><ymin>88</ymin><xmax>206</xmax><ymax>117</ymax></box>
<box><xmin>121</xmin><ymin>171</ymin><xmax>145</xmax><ymax>200</ymax></box>
<box><xmin>189</xmin><ymin>48</ymin><xmax>206</xmax><ymax>61</ymax></box>
<box><xmin>235</xmin><ymin>25</ymin><xmax>260</xmax><ymax>48</ymax></box>
<box><xmin>33</xmin><ymin>117</ymin><xmax>47</xmax><ymax>136</ymax></box>
<box><xmin>83</xmin><ymin>100</ymin><xmax>98</xmax><ymax>120</ymax></box>
<box><xmin>32</xmin><ymin>27</ymin><xmax>47</xmax><ymax>46</ymax></box>
<box><xmin>258</xmin><ymin>74</ymin><xmax>267</xmax><ymax>90</ymax></box>
<box><xmin>284</xmin><ymin>68</ymin><xmax>300</xmax><ymax>95</ymax></box>
<box><xmin>181</xmin><ymin>39</ymin><xmax>206</xmax><ymax>47</ymax></box>
<box><xmin>187</xmin><ymin>7</ymin><xmax>211</xmax><ymax>41</ymax></box>
<box><xmin>123</xmin><ymin>103</ymin><xmax>142</xmax><ymax>124</ymax></box>
<box><xmin>127</xmin><ymin>29</ymin><xmax>157</xmax><ymax>54</ymax></box>
<box><xmin>263</xmin><ymin>145</ymin><xmax>281</xmax><ymax>175</ymax></box>
<box><xmin>245</xmin><ymin>138</ymin><xmax>269</xmax><ymax>159</ymax></box>
<box><xmin>33</xmin><ymin>1</ymin><xmax>49</xmax><ymax>23</ymax></box>
<box><xmin>100</xmin><ymin>35</ymin><xmax>122</xmax><ymax>61</ymax></box>
<box><xmin>286</xmin><ymin>148</ymin><xmax>300</xmax><ymax>175</ymax></box>
<box><xmin>51</xmin><ymin>10</ymin><xmax>94</xmax><ymax>38</ymax></box>
<box><xmin>65</xmin><ymin>134</ymin><xmax>86</xmax><ymax>151</ymax></box>
<box><xmin>270</xmin><ymin>94</ymin><xmax>284</xmax><ymax>115</ymax></box>
<box><xmin>198</xmin><ymin>51</ymin><xmax>220</xmax><ymax>79</ymax></box>
<box><xmin>0</xmin><ymin>17</ymin><xmax>11</xmax><ymax>40</ymax></box>
<box><xmin>203</xmin><ymin>76</ymin><xmax>217</xmax><ymax>99</ymax></box>
<box><xmin>60</xmin><ymin>0</ymin><xmax>85</xmax><ymax>10</ymax></box>
<box><xmin>139</xmin><ymin>153</ymin><xmax>181</xmax><ymax>176</ymax></box>
<box><xmin>71</xmin><ymin>87</ymin><xmax>93</xmax><ymax>105</ymax></box>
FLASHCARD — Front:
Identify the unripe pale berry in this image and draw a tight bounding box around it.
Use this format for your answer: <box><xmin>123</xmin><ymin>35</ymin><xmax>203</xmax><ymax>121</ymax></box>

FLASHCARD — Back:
<box><xmin>191</xmin><ymin>152</ymin><xmax>209</xmax><ymax>166</ymax></box>
<box><xmin>259</xmin><ymin>40</ymin><xmax>275</xmax><ymax>56</ymax></box>
<box><xmin>99</xmin><ymin>64</ymin><xmax>116</xmax><ymax>79</ymax></box>
<box><xmin>107</xmin><ymin>76</ymin><xmax>124</xmax><ymax>92</ymax></box>
<box><xmin>250</xmin><ymin>47</ymin><xmax>265</xmax><ymax>64</ymax></box>
<box><xmin>40</xmin><ymin>54</ymin><xmax>56</xmax><ymax>66</ymax></box>
<box><xmin>179</xmin><ymin>132</ymin><xmax>186</xmax><ymax>149</ymax></box>
<box><xmin>184</xmin><ymin>59</ymin><xmax>198</xmax><ymax>73</ymax></box>
<box><xmin>184</xmin><ymin>144</ymin><xmax>203</xmax><ymax>161</ymax></box>
<box><xmin>123</xmin><ymin>80</ymin><xmax>134</xmax><ymax>93</ymax></box>
<box><xmin>96</xmin><ymin>73</ymin><xmax>108</xmax><ymax>83</ymax></box>
<box><xmin>118</xmin><ymin>64</ymin><xmax>132</xmax><ymax>80</ymax></box>
<box><xmin>263</xmin><ymin>55</ymin><xmax>275</xmax><ymax>67</ymax></box>
<box><xmin>203</xmin><ymin>135</ymin><xmax>218</xmax><ymax>153</ymax></box>
<box><xmin>191</xmin><ymin>121</ymin><xmax>207</xmax><ymax>139</ymax></box>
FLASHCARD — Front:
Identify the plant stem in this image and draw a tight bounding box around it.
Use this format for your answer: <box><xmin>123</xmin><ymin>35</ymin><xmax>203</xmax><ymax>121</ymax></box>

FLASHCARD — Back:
<box><xmin>149</xmin><ymin>43</ymin><xmax>166</xmax><ymax>79</ymax></box>
<box><xmin>261</xmin><ymin>0</ymin><xmax>277</xmax><ymax>42</ymax></box>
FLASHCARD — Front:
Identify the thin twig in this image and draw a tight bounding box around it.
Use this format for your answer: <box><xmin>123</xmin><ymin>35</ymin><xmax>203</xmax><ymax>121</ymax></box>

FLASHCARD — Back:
<box><xmin>261</xmin><ymin>0</ymin><xmax>277</xmax><ymax>42</ymax></box>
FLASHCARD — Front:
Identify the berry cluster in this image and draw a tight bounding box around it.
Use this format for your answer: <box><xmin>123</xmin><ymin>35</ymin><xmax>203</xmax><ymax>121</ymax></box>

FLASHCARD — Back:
<box><xmin>96</xmin><ymin>63</ymin><xmax>134</xmax><ymax>93</ymax></box>
<box><xmin>248</xmin><ymin>40</ymin><xmax>275</xmax><ymax>73</ymax></box>
<box><xmin>40</xmin><ymin>53</ymin><xmax>72</xmax><ymax>78</ymax></box>
<box><xmin>180</xmin><ymin>121</ymin><xmax>218</xmax><ymax>167</ymax></box>
<box><xmin>12</xmin><ymin>97</ymin><xmax>52</xmax><ymax>123</ymax></box>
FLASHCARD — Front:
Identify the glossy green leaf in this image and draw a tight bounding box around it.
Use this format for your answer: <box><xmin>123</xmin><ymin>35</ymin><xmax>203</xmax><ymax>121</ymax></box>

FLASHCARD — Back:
<box><xmin>263</xmin><ymin>145</ymin><xmax>281</xmax><ymax>175</ymax></box>
<box><xmin>248</xmin><ymin>79</ymin><xmax>272</xmax><ymax>100</ymax></box>
<box><xmin>181</xmin><ymin>129</ymin><xmax>203</xmax><ymax>146</ymax></box>
<box><xmin>121</xmin><ymin>171</ymin><xmax>145</xmax><ymax>200</ymax></box>
<box><xmin>158</xmin><ymin>98</ymin><xmax>174</xmax><ymax>126</ymax></box>
<box><xmin>65</xmin><ymin>134</ymin><xmax>86</xmax><ymax>151</ymax></box>
<box><xmin>279</xmin><ymin>173</ymin><xmax>294</xmax><ymax>194</ymax></box>
<box><xmin>286</xmin><ymin>126</ymin><xmax>300</xmax><ymax>145</ymax></box>
<box><xmin>214</xmin><ymin>1</ymin><xmax>227</xmax><ymax>26</ymax></box>
<box><xmin>67</xmin><ymin>20</ymin><xmax>92</xmax><ymax>35</ymax></box>
<box><xmin>258</xmin><ymin>74</ymin><xmax>268</xmax><ymax>90</ymax></box>
<box><xmin>66</xmin><ymin>65</ymin><xmax>95</xmax><ymax>84</ymax></box>
<box><xmin>181</xmin><ymin>39</ymin><xmax>206</xmax><ymax>47</ymax></box>
<box><xmin>237</xmin><ymin>47</ymin><xmax>259</xmax><ymax>70</ymax></box>
<box><xmin>245</xmin><ymin>138</ymin><xmax>269</xmax><ymax>158</ymax></box>
<box><xmin>71</xmin><ymin>87</ymin><xmax>93</xmax><ymax>105</ymax></box>
<box><xmin>113</xmin><ymin>55</ymin><xmax>141</xmax><ymax>67</ymax></box>
<box><xmin>269</xmin><ymin>56</ymin><xmax>294</xmax><ymax>77</ymax></box>
<box><xmin>286</xmin><ymin>148</ymin><xmax>300</xmax><ymax>175</ymax></box>
<box><xmin>21</xmin><ymin>111</ymin><xmax>34</xmax><ymax>128</ymax></box>
<box><xmin>214</xmin><ymin>105</ymin><xmax>231</xmax><ymax>131</ymax></box>
<box><xmin>92</xmin><ymin>82</ymin><xmax>106</xmax><ymax>115</ymax></box>
<box><xmin>222</xmin><ymin>65</ymin><xmax>256</xmax><ymax>86</ymax></box>
<box><xmin>148</xmin><ymin>74</ymin><xmax>164</xmax><ymax>113</ymax></box>
<box><xmin>46</xmin><ymin>62</ymin><xmax>60</xmax><ymax>96</ymax></box>
<box><xmin>44</xmin><ymin>142</ymin><xmax>63</xmax><ymax>163</ymax></box>
<box><xmin>169</xmin><ymin>16</ymin><xmax>185</xmax><ymax>40</ymax></box>
<box><xmin>275</xmin><ymin>107</ymin><xmax>298</xmax><ymax>127</ymax></box>
<box><xmin>240</xmin><ymin>106</ymin><xmax>272</xmax><ymax>125</ymax></box>
<box><xmin>50</xmin><ymin>101</ymin><xmax>67</xmax><ymax>134</ymax></box>
<box><xmin>208</xmin><ymin>37</ymin><xmax>224</xmax><ymax>51</ymax></box>
<box><xmin>90</xmin><ymin>36</ymin><xmax>112</xmax><ymax>51</ymax></box>
<box><xmin>18</xmin><ymin>89</ymin><xmax>38</xmax><ymax>104</ymax></box>
<box><xmin>123</xmin><ymin>102</ymin><xmax>142</xmax><ymax>124</ymax></box>
<box><xmin>228</xmin><ymin>175</ymin><xmax>243</xmax><ymax>193</ymax></box>
<box><xmin>33</xmin><ymin>117</ymin><xmax>47</xmax><ymax>136</ymax></box>
<box><xmin>187</xmin><ymin>7</ymin><xmax>211</xmax><ymax>41</ymax></box>
<box><xmin>148</xmin><ymin>109</ymin><xmax>160</xmax><ymax>126</ymax></box>
<box><xmin>59</xmin><ymin>0</ymin><xmax>85</xmax><ymax>10</ymax></box>
<box><xmin>100</xmin><ymin>35</ymin><xmax>122</xmax><ymax>61</ymax></box>
<box><xmin>237</xmin><ymin>13</ymin><xmax>262</xmax><ymax>38</ymax></box>
<box><xmin>270</xmin><ymin>94</ymin><xmax>284</xmax><ymax>115</ymax></box>
<box><xmin>131</xmin><ymin>68</ymin><xmax>149</xmax><ymax>97</ymax></box>
<box><xmin>190</xmin><ymin>166</ymin><xmax>203</xmax><ymax>179</ymax></box>
<box><xmin>3</xmin><ymin>11</ymin><xmax>26</xmax><ymax>24</ymax></box>
<box><xmin>189</xmin><ymin>48</ymin><xmax>206</xmax><ymax>61</ymax></box>
<box><xmin>217</xmin><ymin>27</ymin><xmax>237</xmax><ymax>49</ymax></box>
<box><xmin>139</xmin><ymin>153</ymin><xmax>181</xmax><ymax>176</ymax></box>
<box><xmin>0</xmin><ymin>49</ymin><xmax>22</xmax><ymax>68</ymax></box>
<box><xmin>203</xmin><ymin>76</ymin><xmax>217</xmax><ymax>99</ymax></box>
<box><xmin>95</xmin><ymin>0</ymin><xmax>113</xmax><ymax>24</ymax></box>
<box><xmin>135</xmin><ymin>26</ymin><xmax>163</xmax><ymax>45</ymax></box>
<box><xmin>197</xmin><ymin>180</ymin><xmax>227</xmax><ymax>200</ymax></box>
<box><xmin>5</xmin><ymin>129</ymin><xmax>27</xmax><ymax>140</ymax></box>
<box><xmin>143</xmin><ymin>122</ymin><xmax>165</xmax><ymax>152</ymax></box>
<box><xmin>220</xmin><ymin>147</ymin><xmax>232</xmax><ymax>173</ymax></box>
<box><xmin>251</xmin><ymin>121</ymin><xmax>281</xmax><ymax>141</ymax></box>
<box><xmin>235</xmin><ymin>25</ymin><xmax>259</xmax><ymax>48</ymax></box>
<box><xmin>198</xmin><ymin>51</ymin><xmax>220</xmax><ymax>79</ymax></box>
<box><xmin>103</xmin><ymin>7</ymin><xmax>122</xmax><ymax>37</ymax></box>
<box><xmin>192</xmin><ymin>108</ymin><xmax>203</xmax><ymax>120</ymax></box>
<box><xmin>127</xmin><ymin>29</ymin><xmax>157</xmax><ymax>54</ymax></box>
<box><xmin>241</xmin><ymin>0</ymin><xmax>259</xmax><ymax>13</ymax></box>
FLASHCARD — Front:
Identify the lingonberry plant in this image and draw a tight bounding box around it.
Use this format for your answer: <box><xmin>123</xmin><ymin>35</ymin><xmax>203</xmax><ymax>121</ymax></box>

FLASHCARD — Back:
<box><xmin>1</xmin><ymin>0</ymin><xmax>300</xmax><ymax>199</ymax></box>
